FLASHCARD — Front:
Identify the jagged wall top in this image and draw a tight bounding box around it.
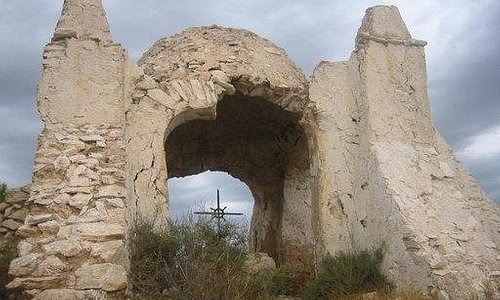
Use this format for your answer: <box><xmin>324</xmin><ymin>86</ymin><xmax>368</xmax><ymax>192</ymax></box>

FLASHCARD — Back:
<box><xmin>355</xmin><ymin>5</ymin><xmax>426</xmax><ymax>47</ymax></box>
<box><xmin>52</xmin><ymin>0</ymin><xmax>112</xmax><ymax>42</ymax></box>
<box><xmin>37</xmin><ymin>0</ymin><xmax>125</xmax><ymax>126</ymax></box>
<box><xmin>139</xmin><ymin>26</ymin><xmax>309</xmax><ymax>114</ymax></box>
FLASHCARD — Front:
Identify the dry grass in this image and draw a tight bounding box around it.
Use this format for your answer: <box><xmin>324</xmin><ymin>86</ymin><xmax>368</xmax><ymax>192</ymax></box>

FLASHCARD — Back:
<box><xmin>0</xmin><ymin>234</ymin><xmax>18</xmax><ymax>299</ymax></box>
<box><xmin>129</xmin><ymin>216</ymin><xmax>258</xmax><ymax>299</ymax></box>
<box><xmin>343</xmin><ymin>290</ymin><xmax>428</xmax><ymax>300</ymax></box>
<box><xmin>301</xmin><ymin>248</ymin><xmax>392</xmax><ymax>300</ymax></box>
<box><xmin>129</xmin><ymin>217</ymin><xmax>399</xmax><ymax>299</ymax></box>
<box><xmin>0</xmin><ymin>182</ymin><xmax>7</xmax><ymax>203</ymax></box>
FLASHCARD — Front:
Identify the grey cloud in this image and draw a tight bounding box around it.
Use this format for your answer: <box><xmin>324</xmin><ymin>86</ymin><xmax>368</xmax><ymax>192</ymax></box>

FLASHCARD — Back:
<box><xmin>0</xmin><ymin>0</ymin><xmax>60</xmax><ymax>186</ymax></box>
<box><xmin>459</xmin><ymin>153</ymin><xmax>500</xmax><ymax>200</ymax></box>
<box><xmin>105</xmin><ymin>0</ymin><xmax>367</xmax><ymax>70</ymax></box>
<box><xmin>168</xmin><ymin>172</ymin><xmax>253</xmax><ymax>222</ymax></box>
<box><xmin>429</xmin><ymin>0</ymin><xmax>500</xmax><ymax>149</ymax></box>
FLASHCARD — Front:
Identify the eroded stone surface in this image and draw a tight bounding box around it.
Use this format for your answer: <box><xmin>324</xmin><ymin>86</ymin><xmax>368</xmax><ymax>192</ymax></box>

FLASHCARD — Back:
<box><xmin>75</xmin><ymin>263</ymin><xmax>127</xmax><ymax>291</ymax></box>
<box><xmin>75</xmin><ymin>222</ymin><xmax>123</xmax><ymax>242</ymax></box>
<box><xmin>9</xmin><ymin>253</ymin><xmax>43</xmax><ymax>277</ymax></box>
<box><xmin>43</xmin><ymin>238</ymin><xmax>83</xmax><ymax>257</ymax></box>
<box><xmin>244</xmin><ymin>252</ymin><xmax>276</xmax><ymax>275</ymax></box>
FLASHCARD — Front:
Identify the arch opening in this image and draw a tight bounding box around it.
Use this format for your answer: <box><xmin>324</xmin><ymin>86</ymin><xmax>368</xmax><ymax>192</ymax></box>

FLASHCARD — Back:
<box><xmin>167</xmin><ymin>170</ymin><xmax>253</xmax><ymax>225</ymax></box>
<box><xmin>165</xmin><ymin>95</ymin><xmax>315</xmax><ymax>266</ymax></box>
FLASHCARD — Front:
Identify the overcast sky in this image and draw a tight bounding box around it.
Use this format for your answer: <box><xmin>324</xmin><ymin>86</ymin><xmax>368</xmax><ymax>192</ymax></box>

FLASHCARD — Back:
<box><xmin>0</xmin><ymin>0</ymin><xmax>498</xmax><ymax>221</ymax></box>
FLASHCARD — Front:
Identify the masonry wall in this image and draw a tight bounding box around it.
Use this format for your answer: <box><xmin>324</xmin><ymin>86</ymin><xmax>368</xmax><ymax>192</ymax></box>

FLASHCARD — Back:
<box><xmin>129</xmin><ymin>26</ymin><xmax>316</xmax><ymax>265</ymax></box>
<box><xmin>6</xmin><ymin>0</ymin><xmax>130</xmax><ymax>297</ymax></box>
<box><xmin>307</xmin><ymin>6</ymin><xmax>500</xmax><ymax>298</ymax></box>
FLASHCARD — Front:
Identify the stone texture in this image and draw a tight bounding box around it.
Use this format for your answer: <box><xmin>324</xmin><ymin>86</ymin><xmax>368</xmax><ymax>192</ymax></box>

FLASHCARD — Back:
<box><xmin>0</xmin><ymin>202</ymin><xmax>9</xmax><ymax>213</ymax></box>
<box><xmin>244</xmin><ymin>252</ymin><xmax>276</xmax><ymax>275</ymax></box>
<box><xmin>86</xmin><ymin>240</ymin><xmax>123</xmax><ymax>261</ymax></box>
<box><xmin>9</xmin><ymin>253</ymin><xmax>43</xmax><ymax>277</ymax></box>
<box><xmin>33</xmin><ymin>256</ymin><xmax>67</xmax><ymax>277</ymax></box>
<box><xmin>75</xmin><ymin>222</ymin><xmax>124</xmax><ymax>242</ymax></box>
<box><xmin>97</xmin><ymin>185</ymin><xmax>125</xmax><ymax>198</ymax></box>
<box><xmin>6</xmin><ymin>276</ymin><xmax>61</xmax><ymax>290</ymax></box>
<box><xmin>38</xmin><ymin>220</ymin><xmax>60</xmax><ymax>235</ymax></box>
<box><xmin>68</xmin><ymin>194</ymin><xmax>92</xmax><ymax>209</ymax></box>
<box><xmin>75</xmin><ymin>263</ymin><xmax>127</xmax><ymax>291</ymax></box>
<box><xmin>43</xmin><ymin>238</ymin><xmax>83</xmax><ymax>257</ymax></box>
<box><xmin>26</xmin><ymin>214</ymin><xmax>56</xmax><ymax>226</ymax></box>
<box><xmin>5</xmin><ymin>185</ymin><xmax>30</xmax><ymax>204</ymax></box>
<box><xmin>17</xmin><ymin>241</ymin><xmax>35</xmax><ymax>256</ymax></box>
<box><xmin>2</xmin><ymin>219</ymin><xmax>23</xmax><ymax>231</ymax></box>
<box><xmin>106</xmin><ymin>198</ymin><xmax>124</xmax><ymax>208</ymax></box>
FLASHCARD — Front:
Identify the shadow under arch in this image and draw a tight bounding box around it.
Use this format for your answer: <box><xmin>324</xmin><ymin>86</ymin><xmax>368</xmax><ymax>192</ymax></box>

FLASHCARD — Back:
<box><xmin>165</xmin><ymin>94</ymin><xmax>316</xmax><ymax>266</ymax></box>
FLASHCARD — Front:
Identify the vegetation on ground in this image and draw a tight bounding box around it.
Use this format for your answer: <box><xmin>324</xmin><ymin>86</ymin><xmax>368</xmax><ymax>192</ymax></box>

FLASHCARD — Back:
<box><xmin>0</xmin><ymin>235</ymin><xmax>18</xmax><ymax>299</ymax></box>
<box><xmin>129</xmin><ymin>216</ymin><xmax>252</xmax><ymax>299</ymax></box>
<box><xmin>302</xmin><ymin>248</ymin><xmax>391</xmax><ymax>299</ymax></box>
<box><xmin>0</xmin><ymin>182</ymin><xmax>7</xmax><ymax>203</ymax></box>
<box><xmin>129</xmin><ymin>216</ymin><xmax>395</xmax><ymax>299</ymax></box>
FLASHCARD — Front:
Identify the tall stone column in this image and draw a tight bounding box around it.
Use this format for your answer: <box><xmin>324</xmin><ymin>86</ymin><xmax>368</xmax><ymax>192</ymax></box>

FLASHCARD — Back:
<box><xmin>8</xmin><ymin>0</ymin><xmax>130</xmax><ymax>297</ymax></box>
<box><xmin>350</xmin><ymin>6</ymin><xmax>499</xmax><ymax>298</ymax></box>
<box><xmin>308</xmin><ymin>61</ymin><xmax>359</xmax><ymax>259</ymax></box>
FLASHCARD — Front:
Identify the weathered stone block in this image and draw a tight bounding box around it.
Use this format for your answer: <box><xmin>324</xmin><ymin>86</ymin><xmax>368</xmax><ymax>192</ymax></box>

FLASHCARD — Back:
<box><xmin>74</xmin><ymin>222</ymin><xmax>123</xmax><ymax>242</ymax></box>
<box><xmin>75</xmin><ymin>263</ymin><xmax>127</xmax><ymax>291</ymax></box>
<box><xmin>9</xmin><ymin>253</ymin><xmax>43</xmax><ymax>277</ymax></box>
<box><xmin>33</xmin><ymin>256</ymin><xmax>67</xmax><ymax>277</ymax></box>
<box><xmin>43</xmin><ymin>238</ymin><xmax>82</xmax><ymax>257</ymax></box>
<box><xmin>2</xmin><ymin>219</ymin><xmax>23</xmax><ymax>231</ymax></box>
<box><xmin>26</xmin><ymin>214</ymin><xmax>56</xmax><ymax>226</ymax></box>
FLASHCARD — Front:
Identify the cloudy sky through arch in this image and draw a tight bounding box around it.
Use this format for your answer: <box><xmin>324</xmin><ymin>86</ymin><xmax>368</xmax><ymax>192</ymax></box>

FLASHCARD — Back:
<box><xmin>168</xmin><ymin>171</ymin><xmax>254</xmax><ymax>224</ymax></box>
<box><xmin>0</xmin><ymin>0</ymin><xmax>498</xmax><ymax>210</ymax></box>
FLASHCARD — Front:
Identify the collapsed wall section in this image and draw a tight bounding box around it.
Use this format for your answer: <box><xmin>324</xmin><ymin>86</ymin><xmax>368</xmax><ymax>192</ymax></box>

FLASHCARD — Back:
<box><xmin>309</xmin><ymin>5</ymin><xmax>499</xmax><ymax>298</ymax></box>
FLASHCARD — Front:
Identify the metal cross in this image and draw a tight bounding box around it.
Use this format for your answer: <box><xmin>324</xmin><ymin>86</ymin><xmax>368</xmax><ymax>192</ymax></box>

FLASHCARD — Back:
<box><xmin>194</xmin><ymin>189</ymin><xmax>244</xmax><ymax>232</ymax></box>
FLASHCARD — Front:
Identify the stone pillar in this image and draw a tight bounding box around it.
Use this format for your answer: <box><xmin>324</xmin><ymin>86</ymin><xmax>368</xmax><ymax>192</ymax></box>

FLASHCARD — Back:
<box><xmin>349</xmin><ymin>6</ymin><xmax>499</xmax><ymax>297</ymax></box>
<box><xmin>7</xmin><ymin>0</ymin><xmax>129</xmax><ymax>297</ymax></box>
<box><xmin>308</xmin><ymin>61</ymin><xmax>359</xmax><ymax>258</ymax></box>
<box><xmin>124</xmin><ymin>69</ymin><xmax>172</xmax><ymax>229</ymax></box>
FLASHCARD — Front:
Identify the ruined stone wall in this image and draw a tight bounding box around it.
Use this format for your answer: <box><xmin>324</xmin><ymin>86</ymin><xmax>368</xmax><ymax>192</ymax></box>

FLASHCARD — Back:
<box><xmin>130</xmin><ymin>26</ymin><xmax>316</xmax><ymax>264</ymax></box>
<box><xmin>354</xmin><ymin>7</ymin><xmax>499</xmax><ymax>298</ymax></box>
<box><xmin>6</xmin><ymin>0</ymin><xmax>129</xmax><ymax>297</ymax></box>
<box><xmin>1</xmin><ymin>186</ymin><xmax>30</xmax><ymax>235</ymax></box>
<box><xmin>308</xmin><ymin>61</ymin><xmax>360</xmax><ymax>258</ymax></box>
<box><xmin>5</xmin><ymin>2</ymin><xmax>499</xmax><ymax>299</ymax></box>
<box><xmin>306</xmin><ymin>6</ymin><xmax>500</xmax><ymax>298</ymax></box>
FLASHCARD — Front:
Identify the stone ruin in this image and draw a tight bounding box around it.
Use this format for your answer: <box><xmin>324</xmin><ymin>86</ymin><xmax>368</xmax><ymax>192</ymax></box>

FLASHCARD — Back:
<box><xmin>3</xmin><ymin>0</ymin><xmax>499</xmax><ymax>298</ymax></box>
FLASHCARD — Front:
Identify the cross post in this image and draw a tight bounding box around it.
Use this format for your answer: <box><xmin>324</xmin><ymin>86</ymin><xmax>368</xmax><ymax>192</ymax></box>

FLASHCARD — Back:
<box><xmin>194</xmin><ymin>189</ymin><xmax>244</xmax><ymax>234</ymax></box>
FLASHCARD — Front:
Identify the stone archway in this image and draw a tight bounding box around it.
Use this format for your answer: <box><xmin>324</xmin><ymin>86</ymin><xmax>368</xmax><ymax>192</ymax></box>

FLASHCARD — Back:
<box><xmin>125</xmin><ymin>26</ymin><xmax>319</xmax><ymax>268</ymax></box>
<box><xmin>165</xmin><ymin>95</ymin><xmax>314</xmax><ymax>264</ymax></box>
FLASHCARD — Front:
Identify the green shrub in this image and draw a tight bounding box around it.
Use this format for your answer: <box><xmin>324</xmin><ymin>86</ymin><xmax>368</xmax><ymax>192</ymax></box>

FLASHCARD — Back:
<box><xmin>0</xmin><ymin>183</ymin><xmax>7</xmax><ymax>203</ymax></box>
<box><xmin>129</xmin><ymin>216</ymin><xmax>392</xmax><ymax>299</ymax></box>
<box><xmin>128</xmin><ymin>220</ymin><xmax>180</xmax><ymax>296</ymax></box>
<box><xmin>302</xmin><ymin>248</ymin><xmax>392</xmax><ymax>299</ymax></box>
<box><xmin>0</xmin><ymin>235</ymin><xmax>18</xmax><ymax>298</ymax></box>
<box><xmin>271</xmin><ymin>261</ymin><xmax>313</xmax><ymax>296</ymax></box>
<box><xmin>129</xmin><ymin>216</ymin><xmax>259</xmax><ymax>299</ymax></box>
